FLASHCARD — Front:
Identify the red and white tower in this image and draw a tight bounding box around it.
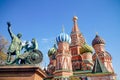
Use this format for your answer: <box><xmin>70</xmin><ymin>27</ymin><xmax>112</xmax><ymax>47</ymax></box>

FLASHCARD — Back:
<box><xmin>54</xmin><ymin>29</ymin><xmax>73</xmax><ymax>80</ymax></box>
<box><xmin>46</xmin><ymin>44</ymin><xmax>57</xmax><ymax>75</ymax></box>
<box><xmin>70</xmin><ymin>16</ymin><xmax>85</xmax><ymax>71</ymax></box>
<box><xmin>92</xmin><ymin>34</ymin><xmax>114</xmax><ymax>73</ymax></box>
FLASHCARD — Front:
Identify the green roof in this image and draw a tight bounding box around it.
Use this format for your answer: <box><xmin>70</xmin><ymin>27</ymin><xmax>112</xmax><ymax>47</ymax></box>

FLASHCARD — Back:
<box><xmin>80</xmin><ymin>43</ymin><xmax>93</xmax><ymax>54</ymax></box>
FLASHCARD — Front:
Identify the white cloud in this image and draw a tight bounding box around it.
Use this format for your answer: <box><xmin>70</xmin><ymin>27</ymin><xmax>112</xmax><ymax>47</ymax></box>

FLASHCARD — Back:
<box><xmin>41</xmin><ymin>38</ymin><xmax>49</xmax><ymax>43</ymax></box>
<box><xmin>41</xmin><ymin>37</ymin><xmax>56</xmax><ymax>44</ymax></box>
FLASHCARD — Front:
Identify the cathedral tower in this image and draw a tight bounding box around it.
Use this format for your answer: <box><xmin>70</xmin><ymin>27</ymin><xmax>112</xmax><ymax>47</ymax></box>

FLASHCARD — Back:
<box><xmin>46</xmin><ymin>44</ymin><xmax>57</xmax><ymax>75</ymax></box>
<box><xmin>80</xmin><ymin>43</ymin><xmax>94</xmax><ymax>71</ymax></box>
<box><xmin>70</xmin><ymin>16</ymin><xmax>85</xmax><ymax>71</ymax></box>
<box><xmin>54</xmin><ymin>28</ymin><xmax>73</xmax><ymax>80</ymax></box>
<box><xmin>70</xmin><ymin>16</ymin><xmax>85</xmax><ymax>47</ymax></box>
<box><xmin>92</xmin><ymin>34</ymin><xmax>114</xmax><ymax>72</ymax></box>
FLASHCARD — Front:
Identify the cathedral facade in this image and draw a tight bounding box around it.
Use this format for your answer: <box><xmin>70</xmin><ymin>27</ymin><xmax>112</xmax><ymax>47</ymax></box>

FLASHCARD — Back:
<box><xmin>45</xmin><ymin>16</ymin><xmax>116</xmax><ymax>80</ymax></box>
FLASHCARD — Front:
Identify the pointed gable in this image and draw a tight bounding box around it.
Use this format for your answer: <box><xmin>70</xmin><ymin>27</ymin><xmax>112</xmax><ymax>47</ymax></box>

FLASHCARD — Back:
<box><xmin>92</xmin><ymin>56</ymin><xmax>108</xmax><ymax>73</ymax></box>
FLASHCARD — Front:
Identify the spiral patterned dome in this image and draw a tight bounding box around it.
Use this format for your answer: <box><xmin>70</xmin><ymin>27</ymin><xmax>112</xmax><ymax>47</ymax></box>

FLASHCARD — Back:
<box><xmin>48</xmin><ymin>47</ymin><xmax>57</xmax><ymax>57</ymax></box>
<box><xmin>56</xmin><ymin>32</ymin><xmax>71</xmax><ymax>44</ymax></box>
<box><xmin>92</xmin><ymin>34</ymin><xmax>105</xmax><ymax>46</ymax></box>
<box><xmin>80</xmin><ymin>43</ymin><xmax>93</xmax><ymax>54</ymax></box>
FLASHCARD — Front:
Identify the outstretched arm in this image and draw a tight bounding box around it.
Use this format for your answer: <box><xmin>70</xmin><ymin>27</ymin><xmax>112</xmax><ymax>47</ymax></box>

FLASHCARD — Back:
<box><xmin>7</xmin><ymin>22</ymin><xmax>15</xmax><ymax>39</ymax></box>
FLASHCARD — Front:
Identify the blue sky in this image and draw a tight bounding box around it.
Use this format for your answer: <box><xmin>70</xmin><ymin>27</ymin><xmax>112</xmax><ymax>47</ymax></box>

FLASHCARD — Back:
<box><xmin>0</xmin><ymin>0</ymin><xmax>120</xmax><ymax>79</ymax></box>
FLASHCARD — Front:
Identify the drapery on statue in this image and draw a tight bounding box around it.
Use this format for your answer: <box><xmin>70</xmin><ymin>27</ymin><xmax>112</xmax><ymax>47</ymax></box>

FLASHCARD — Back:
<box><xmin>6</xmin><ymin>22</ymin><xmax>43</xmax><ymax>65</ymax></box>
<box><xmin>7</xmin><ymin>22</ymin><xmax>22</xmax><ymax>64</ymax></box>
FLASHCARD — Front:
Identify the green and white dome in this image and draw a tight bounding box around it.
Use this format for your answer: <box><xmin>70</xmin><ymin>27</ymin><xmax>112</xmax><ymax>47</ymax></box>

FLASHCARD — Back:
<box><xmin>48</xmin><ymin>47</ymin><xmax>57</xmax><ymax>57</ymax></box>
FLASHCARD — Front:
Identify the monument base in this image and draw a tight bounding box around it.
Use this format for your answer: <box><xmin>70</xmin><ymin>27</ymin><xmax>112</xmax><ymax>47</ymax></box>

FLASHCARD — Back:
<box><xmin>0</xmin><ymin>65</ymin><xmax>46</xmax><ymax>80</ymax></box>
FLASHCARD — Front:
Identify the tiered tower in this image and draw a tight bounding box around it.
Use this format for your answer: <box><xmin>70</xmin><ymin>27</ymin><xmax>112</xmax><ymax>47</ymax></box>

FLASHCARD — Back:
<box><xmin>70</xmin><ymin>16</ymin><xmax>86</xmax><ymax>71</ymax></box>
<box><xmin>92</xmin><ymin>34</ymin><xmax>114</xmax><ymax>72</ymax></box>
<box><xmin>80</xmin><ymin>43</ymin><xmax>94</xmax><ymax>71</ymax></box>
<box><xmin>70</xmin><ymin>16</ymin><xmax>85</xmax><ymax>46</ymax></box>
<box><xmin>47</xmin><ymin>44</ymin><xmax>57</xmax><ymax>75</ymax></box>
<box><xmin>54</xmin><ymin>29</ymin><xmax>73</xmax><ymax>80</ymax></box>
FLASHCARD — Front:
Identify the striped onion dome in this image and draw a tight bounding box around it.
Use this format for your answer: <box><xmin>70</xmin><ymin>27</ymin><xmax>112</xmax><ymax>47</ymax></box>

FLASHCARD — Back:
<box><xmin>80</xmin><ymin>43</ymin><xmax>93</xmax><ymax>54</ymax></box>
<box><xmin>48</xmin><ymin>47</ymin><xmax>57</xmax><ymax>57</ymax></box>
<box><xmin>92</xmin><ymin>34</ymin><xmax>105</xmax><ymax>46</ymax></box>
<box><xmin>56</xmin><ymin>28</ymin><xmax>71</xmax><ymax>44</ymax></box>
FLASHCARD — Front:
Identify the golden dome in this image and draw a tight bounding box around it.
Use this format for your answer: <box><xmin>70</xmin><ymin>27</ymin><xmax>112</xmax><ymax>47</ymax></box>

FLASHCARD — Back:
<box><xmin>73</xmin><ymin>16</ymin><xmax>78</xmax><ymax>21</ymax></box>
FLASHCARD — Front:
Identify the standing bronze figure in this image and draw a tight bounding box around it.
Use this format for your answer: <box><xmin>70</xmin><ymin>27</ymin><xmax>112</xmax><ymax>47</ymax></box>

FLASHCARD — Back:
<box><xmin>7</xmin><ymin>22</ymin><xmax>22</xmax><ymax>64</ymax></box>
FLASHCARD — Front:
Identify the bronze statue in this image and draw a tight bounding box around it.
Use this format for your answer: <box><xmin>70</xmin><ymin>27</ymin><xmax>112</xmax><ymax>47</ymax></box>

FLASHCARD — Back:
<box><xmin>7</xmin><ymin>22</ymin><xmax>22</xmax><ymax>64</ymax></box>
<box><xmin>6</xmin><ymin>22</ymin><xmax>43</xmax><ymax>65</ymax></box>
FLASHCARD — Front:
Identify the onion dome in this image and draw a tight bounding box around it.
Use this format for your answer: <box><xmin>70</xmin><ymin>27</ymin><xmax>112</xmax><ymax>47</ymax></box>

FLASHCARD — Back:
<box><xmin>56</xmin><ymin>27</ymin><xmax>71</xmax><ymax>44</ymax></box>
<box><xmin>92</xmin><ymin>34</ymin><xmax>105</xmax><ymax>46</ymax></box>
<box><xmin>48</xmin><ymin>47</ymin><xmax>57</xmax><ymax>57</ymax></box>
<box><xmin>80</xmin><ymin>43</ymin><xmax>93</xmax><ymax>54</ymax></box>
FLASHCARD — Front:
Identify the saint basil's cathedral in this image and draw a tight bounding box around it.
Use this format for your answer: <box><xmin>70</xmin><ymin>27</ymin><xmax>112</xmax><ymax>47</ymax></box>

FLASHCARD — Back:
<box><xmin>44</xmin><ymin>16</ymin><xmax>116</xmax><ymax>80</ymax></box>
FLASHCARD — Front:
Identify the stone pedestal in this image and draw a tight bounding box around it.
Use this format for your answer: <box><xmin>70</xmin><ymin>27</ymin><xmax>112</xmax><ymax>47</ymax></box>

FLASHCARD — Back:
<box><xmin>0</xmin><ymin>65</ymin><xmax>46</xmax><ymax>80</ymax></box>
